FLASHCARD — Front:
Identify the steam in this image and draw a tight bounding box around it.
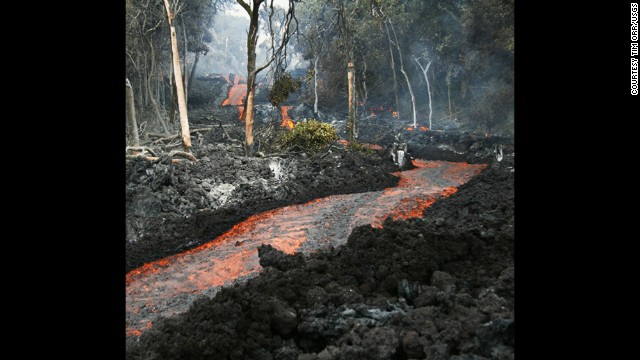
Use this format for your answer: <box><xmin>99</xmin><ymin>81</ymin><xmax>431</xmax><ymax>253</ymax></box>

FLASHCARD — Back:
<box><xmin>198</xmin><ymin>1</ymin><xmax>305</xmax><ymax>77</ymax></box>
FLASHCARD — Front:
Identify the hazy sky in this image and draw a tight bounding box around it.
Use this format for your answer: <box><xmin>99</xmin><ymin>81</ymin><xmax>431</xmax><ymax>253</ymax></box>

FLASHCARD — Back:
<box><xmin>226</xmin><ymin>0</ymin><xmax>290</xmax><ymax>18</ymax></box>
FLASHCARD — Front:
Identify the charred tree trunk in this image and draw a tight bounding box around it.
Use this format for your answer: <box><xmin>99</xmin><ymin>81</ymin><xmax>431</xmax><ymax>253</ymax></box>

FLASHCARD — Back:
<box><xmin>347</xmin><ymin>61</ymin><xmax>356</xmax><ymax>141</ymax></box>
<box><xmin>169</xmin><ymin>75</ymin><xmax>177</xmax><ymax>127</ymax></box>
<box><xmin>163</xmin><ymin>0</ymin><xmax>191</xmax><ymax>152</ymax></box>
<box><xmin>313</xmin><ymin>55</ymin><xmax>319</xmax><ymax>115</ymax></box>
<box><xmin>242</xmin><ymin>1</ymin><xmax>262</xmax><ymax>157</ymax></box>
<box><xmin>447</xmin><ymin>76</ymin><xmax>452</xmax><ymax>120</ymax></box>
<box><xmin>239</xmin><ymin>0</ymin><xmax>262</xmax><ymax>157</ymax></box>
<box><xmin>361</xmin><ymin>60</ymin><xmax>368</xmax><ymax>120</ymax></box>
<box><xmin>188</xmin><ymin>51</ymin><xmax>200</xmax><ymax>97</ymax></box>
<box><xmin>126</xmin><ymin>78</ymin><xmax>140</xmax><ymax>147</ymax></box>
<box><xmin>146</xmin><ymin>48</ymin><xmax>169</xmax><ymax>134</ymax></box>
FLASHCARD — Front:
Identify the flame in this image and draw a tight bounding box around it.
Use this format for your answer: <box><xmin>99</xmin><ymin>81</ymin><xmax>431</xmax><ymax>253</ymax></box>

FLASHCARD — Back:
<box><xmin>280</xmin><ymin>105</ymin><xmax>294</xmax><ymax>129</ymax></box>
<box><xmin>221</xmin><ymin>74</ymin><xmax>248</xmax><ymax>123</ymax></box>
<box><xmin>126</xmin><ymin>160</ymin><xmax>487</xmax><ymax>337</ymax></box>
<box><xmin>238</xmin><ymin>106</ymin><xmax>245</xmax><ymax>121</ymax></box>
<box><xmin>419</xmin><ymin>126</ymin><xmax>428</xmax><ymax>132</ymax></box>
<box><xmin>405</xmin><ymin>126</ymin><xmax>414</xmax><ymax>131</ymax></box>
<box><xmin>392</xmin><ymin>111</ymin><xmax>399</xmax><ymax>117</ymax></box>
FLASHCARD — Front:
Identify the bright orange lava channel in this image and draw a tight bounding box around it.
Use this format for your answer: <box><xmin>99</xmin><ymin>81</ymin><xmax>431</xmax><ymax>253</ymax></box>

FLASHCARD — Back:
<box><xmin>126</xmin><ymin>160</ymin><xmax>487</xmax><ymax>336</ymax></box>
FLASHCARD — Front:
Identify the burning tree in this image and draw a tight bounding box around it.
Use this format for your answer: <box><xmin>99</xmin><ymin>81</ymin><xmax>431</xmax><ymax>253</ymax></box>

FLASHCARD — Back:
<box><xmin>235</xmin><ymin>0</ymin><xmax>300</xmax><ymax>156</ymax></box>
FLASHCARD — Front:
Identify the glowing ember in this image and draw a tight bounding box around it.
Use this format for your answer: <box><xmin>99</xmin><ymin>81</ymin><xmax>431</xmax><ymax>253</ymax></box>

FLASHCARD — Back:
<box><xmin>392</xmin><ymin>111</ymin><xmax>399</xmax><ymax>117</ymax></box>
<box><xmin>126</xmin><ymin>160</ymin><xmax>487</xmax><ymax>336</ymax></box>
<box><xmin>405</xmin><ymin>126</ymin><xmax>415</xmax><ymax>131</ymax></box>
<box><xmin>280</xmin><ymin>105</ymin><xmax>294</xmax><ymax>129</ymax></box>
<box><xmin>419</xmin><ymin>126</ymin><xmax>429</xmax><ymax>132</ymax></box>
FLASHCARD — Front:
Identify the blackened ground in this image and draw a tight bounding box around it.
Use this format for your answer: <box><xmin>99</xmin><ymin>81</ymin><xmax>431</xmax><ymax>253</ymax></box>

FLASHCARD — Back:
<box><xmin>126</xmin><ymin>152</ymin><xmax>514</xmax><ymax>360</ymax></box>
<box><xmin>126</xmin><ymin>140</ymin><xmax>403</xmax><ymax>273</ymax></box>
<box><xmin>355</xmin><ymin>114</ymin><xmax>513</xmax><ymax>164</ymax></box>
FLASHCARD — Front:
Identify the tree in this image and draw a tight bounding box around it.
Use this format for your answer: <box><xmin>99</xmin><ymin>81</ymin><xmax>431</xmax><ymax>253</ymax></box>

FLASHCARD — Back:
<box><xmin>126</xmin><ymin>78</ymin><xmax>140</xmax><ymax>147</ymax></box>
<box><xmin>414</xmin><ymin>57</ymin><xmax>433</xmax><ymax>130</ymax></box>
<box><xmin>387</xmin><ymin>18</ymin><xmax>417</xmax><ymax>128</ymax></box>
<box><xmin>236</xmin><ymin>0</ymin><xmax>300</xmax><ymax>156</ymax></box>
<box><xmin>163</xmin><ymin>0</ymin><xmax>192</xmax><ymax>152</ymax></box>
<box><xmin>126</xmin><ymin>0</ymin><xmax>220</xmax><ymax>140</ymax></box>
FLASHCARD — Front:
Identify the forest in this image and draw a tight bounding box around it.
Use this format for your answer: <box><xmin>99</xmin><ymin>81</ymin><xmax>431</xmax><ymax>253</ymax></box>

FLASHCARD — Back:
<box><xmin>126</xmin><ymin>1</ymin><xmax>514</xmax><ymax>359</ymax></box>
<box><xmin>126</xmin><ymin>0</ymin><xmax>513</xmax><ymax>153</ymax></box>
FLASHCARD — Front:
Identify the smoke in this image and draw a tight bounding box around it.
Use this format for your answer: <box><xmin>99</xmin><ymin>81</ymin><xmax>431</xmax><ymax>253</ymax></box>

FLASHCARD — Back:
<box><xmin>197</xmin><ymin>1</ymin><xmax>306</xmax><ymax>77</ymax></box>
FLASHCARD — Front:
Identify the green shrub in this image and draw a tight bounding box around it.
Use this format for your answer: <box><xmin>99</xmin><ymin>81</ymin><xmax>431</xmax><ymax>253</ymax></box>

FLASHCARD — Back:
<box><xmin>279</xmin><ymin>119</ymin><xmax>338</xmax><ymax>154</ymax></box>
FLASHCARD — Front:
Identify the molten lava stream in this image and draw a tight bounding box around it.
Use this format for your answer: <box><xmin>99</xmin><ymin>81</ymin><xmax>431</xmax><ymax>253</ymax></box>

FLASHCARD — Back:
<box><xmin>126</xmin><ymin>160</ymin><xmax>487</xmax><ymax>336</ymax></box>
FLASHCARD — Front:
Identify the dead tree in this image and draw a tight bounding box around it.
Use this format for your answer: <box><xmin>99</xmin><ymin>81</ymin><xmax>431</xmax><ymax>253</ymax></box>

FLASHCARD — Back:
<box><xmin>163</xmin><ymin>0</ymin><xmax>192</xmax><ymax>152</ymax></box>
<box><xmin>414</xmin><ymin>57</ymin><xmax>433</xmax><ymax>130</ymax></box>
<box><xmin>388</xmin><ymin>18</ymin><xmax>417</xmax><ymax>129</ymax></box>
<box><xmin>347</xmin><ymin>61</ymin><xmax>356</xmax><ymax>140</ymax></box>
<box><xmin>126</xmin><ymin>78</ymin><xmax>140</xmax><ymax>147</ymax></box>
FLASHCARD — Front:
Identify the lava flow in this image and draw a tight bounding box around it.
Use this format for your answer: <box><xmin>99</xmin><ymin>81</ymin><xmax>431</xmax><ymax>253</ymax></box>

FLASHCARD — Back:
<box><xmin>221</xmin><ymin>74</ymin><xmax>247</xmax><ymax>120</ymax></box>
<box><xmin>126</xmin><ymin>160</ymin><xmax>486</xmax><ymax>336</ymax></box>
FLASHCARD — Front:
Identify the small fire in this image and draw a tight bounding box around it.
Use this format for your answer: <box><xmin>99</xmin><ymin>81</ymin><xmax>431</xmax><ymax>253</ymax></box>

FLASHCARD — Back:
<box><xmin>238</xmin><ymin>106</ymin><xmax>245</xmax><ymax>121</ymax></box>
<box><xmin>405</xmin><ymin>126</ymin><xmax>414</xmax><ymax>131</ymax></box>
<box><xmin>419</xmin><ymin>126</ymin><xmax>428</xmax><ymax>132</ymax></box>
<box><xmin>221</xmin><ymin>74</ymin><xmax>248</xmax><ymax>124</ymax></box>
<box><xmin>392</xmin><ymin>111</ymin><xmax>399</xmax><ymax>117</ymax></box>
<box><xmin>280</xmin><ymin>106</ymin><xmax>294</xmax><ymax>129</ymax></box>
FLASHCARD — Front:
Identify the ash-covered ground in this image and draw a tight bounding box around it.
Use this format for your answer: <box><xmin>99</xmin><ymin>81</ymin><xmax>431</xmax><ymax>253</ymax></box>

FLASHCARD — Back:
<box><xmin>126</xmin><ymin>76</ymin><xmax>514</xmax><ymax>359</ymax></box>
<box><xmin>126</xmin><ymin>152</ymin><xmax>513</xmax><ymax>360</ymax></box>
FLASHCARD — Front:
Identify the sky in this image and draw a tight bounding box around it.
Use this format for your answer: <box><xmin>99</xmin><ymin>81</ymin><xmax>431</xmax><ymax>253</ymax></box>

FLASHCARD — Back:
<box><xmin>225</xmin><ymin>0</ymin><xmax>290</xmax><ymax>18</ymax></box>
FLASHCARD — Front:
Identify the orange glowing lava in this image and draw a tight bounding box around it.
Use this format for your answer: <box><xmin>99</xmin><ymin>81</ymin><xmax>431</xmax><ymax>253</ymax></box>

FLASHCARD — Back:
<box><xmin>221</xmin><ymin>75</ymin><xmax>247</xmax><ymax>107</ymax></box>
<box><xmin>280</xmin><ymin>105</ymin><xmax>294</xmax><ymax>129</ymax></box>
<box><xmin>126</xmin><ymin>160</ymin><xmax>487</xmax><ymax>336</ymax></box>
<box><xmin>221</xmin><ymin>74</ymin><xmax>248</xmax><ymax>122</ymax></box>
